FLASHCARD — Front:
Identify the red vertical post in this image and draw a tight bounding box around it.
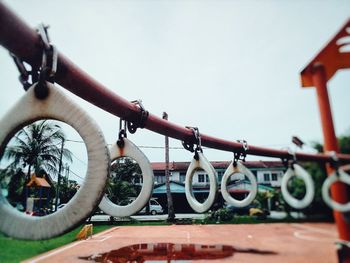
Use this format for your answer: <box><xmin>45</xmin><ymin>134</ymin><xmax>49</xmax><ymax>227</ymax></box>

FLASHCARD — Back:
<box><xmin>312</xmin><ymin>65</ymin><xmax>350</xmax><ymax>243</ymax></box>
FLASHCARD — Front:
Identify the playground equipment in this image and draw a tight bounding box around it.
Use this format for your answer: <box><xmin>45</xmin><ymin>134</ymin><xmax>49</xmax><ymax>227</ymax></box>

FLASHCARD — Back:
<box><xmin>99</xmin><ymin>136</ymin><xmax>154</xmax><ymax>217</ymax></box>
<box><xmin>221</xmin><ymin>160</ymin><xmax>258</xmax><ymax>208</ymax></box>
<box><xmin>0</xmin><ymin>6</ymin><xmax>350</xmax><ymax>262</ymax></box>
<box><xmin>281</xmin><ymin>163</ymin><xmax>315</xmax><ymax>209</ymax></box>
<box><xmin>300</xmin><ymin>18</ymin><xmax>350</xmax><ymax>251</ymax></box>
<box><xmin>322</xmin><ymin>169</ymin><xmax>350</xmax><ymax>212</ymax></box>
<box><xmin>0</xmin><ymin>83</ymin><xmax>109</xmax><ymax>240</ymax></box>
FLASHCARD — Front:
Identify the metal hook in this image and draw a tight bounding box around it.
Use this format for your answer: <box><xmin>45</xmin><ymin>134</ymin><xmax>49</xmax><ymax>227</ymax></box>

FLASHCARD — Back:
<box><xmin>328</xmin><ymin>151</ymin><xmax>340</xmax><ymax>173</ymax></box>
<box><xmin>10</xmin><ymin>54</ymin><xmax>32</xmax><ymax>90</ymax></box>
<box><xmin>288</xmin><ymin>148</ymin><xmax>297</xmax><ymax>161</ymax></box>
<box><xmin>34</xmin><ymin>23</ymin><xmax>58</xmax><ymax>99</ymax></box>
<box><xmin>127</xmin><ymin>100</ymin><xmax>149</xmax><ymax>134</ymax></box>
<box><xmin>182</xmin><ymin>126</ymin><xmax>202</xmax><ymax>160</ymax></box>
<box><xmin>117</xmin><ymin>119</ymin><xmax>127</xmax><ymax>148</ymax></box>
<box><xmin>237</xmin><ymin>139</ymin><xmax>249</xmax><ymax>152</ymax></box>
<box><xmin>37</xmin><ymin>23</ymin><xmax>51</xmax><ymax>50</ymax></box>
<box><xmin>233</xmin><ymin>140</ymin><xmax>249</xmax><ymax>166</ymax></box>
<box><xmin>284</xmin><ymin>148</ymin><xmax>297</xmax><ymax>170</ymax></box>
<box><xmin>37</xmin><ymin>24</ymin><xmax>57</xmax><ymax>80</ymax></box>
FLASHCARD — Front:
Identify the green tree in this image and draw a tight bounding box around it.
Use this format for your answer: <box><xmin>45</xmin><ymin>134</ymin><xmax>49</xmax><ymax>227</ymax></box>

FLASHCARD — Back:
<box><xmin>58</xmin><ymin>177</ymin><xmax>79</xmax><ymax>204</ymax></box>
<box><xmin>338</xmin><ymin>135</ymin><xmax>350</xmax><ymax>154</ymax></box>
<box><xmin>4</xmin><ymin>120</ymin><xmax>72</xmax><ymax>183</ymax></box>
<box><xmin>106</xmin><ymin>157</ymin><xmax>142</xmax><ymax>206</ymax></box>
<box><xmin>3</xmin><ymin>168</ymin><xmax>26</xmax><ymax>205</ymax></box>
<box><xmin>292</xmin><ymin>133</ymin><xmax>350</xmax><ymax>218</ymax></box>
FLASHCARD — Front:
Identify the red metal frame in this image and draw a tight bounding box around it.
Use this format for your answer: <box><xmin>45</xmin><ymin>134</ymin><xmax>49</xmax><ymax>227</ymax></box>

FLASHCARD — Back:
<box><xmin>0</xmin><ymin>3</ymin><xmax>350</xmax><ymax>165</ymax></box>
<box><xmin>301</xmin><ymin>19</ymin><xmax>350</xmax><ymax>260</ymax></box>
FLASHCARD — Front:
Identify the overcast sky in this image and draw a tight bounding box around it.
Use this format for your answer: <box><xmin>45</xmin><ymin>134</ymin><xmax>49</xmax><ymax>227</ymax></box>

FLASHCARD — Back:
<box><xmin>1</xmin><ymin>0</ymin><xmax>350</xmax><ymax>173</ymax></box>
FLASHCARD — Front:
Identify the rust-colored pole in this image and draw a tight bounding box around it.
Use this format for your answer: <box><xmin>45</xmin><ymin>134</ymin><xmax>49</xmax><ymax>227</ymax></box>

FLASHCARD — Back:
<box><xmin>312</xmin><ymin>65</ymin><xmax>350</xmax><ymax>243</ymax></box>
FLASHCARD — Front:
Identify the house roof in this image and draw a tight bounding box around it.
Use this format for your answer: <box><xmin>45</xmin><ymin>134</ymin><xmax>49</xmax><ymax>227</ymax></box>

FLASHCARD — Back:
<box><xmin>27</xmin><ymin>175</ymin><xmax>51</xmax><ymax>188</ymax></box>
<box><xmin>151</xmin><ymin>161</ymin><xmax>284</xmax><ymax>171</ymax></box>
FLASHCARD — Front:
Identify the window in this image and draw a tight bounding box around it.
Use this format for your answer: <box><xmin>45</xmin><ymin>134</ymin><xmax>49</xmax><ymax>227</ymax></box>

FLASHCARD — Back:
<box><xmin>156</xmin><ymin>175</ymin><xmax>165</xmax><ymax>184</ymax></box>
<box><xmin>179</xmin><ymin>172</ymin><xmax>186</xmax><ymax>183</ymax></box>
<box><xmin>150</xmin><ymin>200</ymin><xmax>158</xmax><ymax>205</ymax></box>
<box><xmin>271</xmin><ymin>173</ymin><xmax>278</xmax><ymax>181</ymax></box>
<box><xmin>263</xmin><ymin>173</ymin><xmax>270</xmax><ymax>181</ymax></box>
<box><xmin>205</xmin><ymin>174</ymin><xmax>209</xmax><ymax>183</ymax></box>
<box><xmin>198</xmin><ymin>174</ymin><xmax>205</xmax><ymax>183</ymax></box>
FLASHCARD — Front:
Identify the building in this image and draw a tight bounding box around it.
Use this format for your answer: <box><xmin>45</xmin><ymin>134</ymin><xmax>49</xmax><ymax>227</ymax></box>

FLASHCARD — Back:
<box><xmin>151</xmin><ymin>161</ymin><xmax>285</xmax><ymax>188</ymax></box>
<box><xmin>150</xmin><ymin>161</ymin><xmax>286</xmax><ymax>213</ymax></box>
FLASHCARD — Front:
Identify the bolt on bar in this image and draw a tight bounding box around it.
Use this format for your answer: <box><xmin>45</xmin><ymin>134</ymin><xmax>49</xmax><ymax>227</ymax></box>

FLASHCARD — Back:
<box><xmin>1</xmin><ymin>2</ymin><xmax>350</xmax><ymax>164</ymax></box>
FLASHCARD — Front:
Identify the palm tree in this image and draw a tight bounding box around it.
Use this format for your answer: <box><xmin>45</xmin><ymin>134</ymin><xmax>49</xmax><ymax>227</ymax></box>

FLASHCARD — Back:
<box><xmin>4</xmin><ymin>120</ymin><xmax>72</xmax><ymax>183</ymax></box>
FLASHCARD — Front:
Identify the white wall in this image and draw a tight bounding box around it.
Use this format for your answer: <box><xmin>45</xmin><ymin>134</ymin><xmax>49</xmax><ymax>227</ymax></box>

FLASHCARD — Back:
<box><xmin>257</xmin><ymin>170</ymin><xmax>283</xmax><ymax>187</ymax></box>
<box><xmin>154</xmin><ymin>168</ymin><xmax>285</xmax><ymax>187</ymax></box>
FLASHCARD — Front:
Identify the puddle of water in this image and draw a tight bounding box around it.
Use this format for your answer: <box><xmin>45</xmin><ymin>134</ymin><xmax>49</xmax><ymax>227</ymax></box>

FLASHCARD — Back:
<box><xmin>79</xmin><ymin>242</ymin><xmax>276</xmax><ymax>262</ymax></box>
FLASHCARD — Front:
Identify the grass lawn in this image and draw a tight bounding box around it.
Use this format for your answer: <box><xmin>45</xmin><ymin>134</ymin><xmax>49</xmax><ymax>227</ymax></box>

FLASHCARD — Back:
<box><xmin>0</xmin><ymin>225</ymin><xmax>112</xmax><ymax>263</ymax></box>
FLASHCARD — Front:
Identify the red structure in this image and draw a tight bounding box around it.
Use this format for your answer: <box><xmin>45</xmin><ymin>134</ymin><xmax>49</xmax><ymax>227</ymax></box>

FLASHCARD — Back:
<box><xmin>301</xmin><ymin>19</ymin><xmax>350</xmax><ymax>260</ymax></box>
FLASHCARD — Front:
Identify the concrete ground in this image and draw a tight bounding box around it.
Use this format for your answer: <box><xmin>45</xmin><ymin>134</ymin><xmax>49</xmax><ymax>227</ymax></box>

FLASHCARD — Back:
<box><xmin>25</xmin><ymin>223</ymin><xmax>339</xmax><ymax>263</ymax></box>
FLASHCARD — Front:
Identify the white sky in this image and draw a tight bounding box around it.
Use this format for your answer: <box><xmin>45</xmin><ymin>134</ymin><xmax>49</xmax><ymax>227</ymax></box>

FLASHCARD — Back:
<box><xmin>1</xmin><ymin>0</ymin><xmax>350</xmax><ymax>175</ymax></box>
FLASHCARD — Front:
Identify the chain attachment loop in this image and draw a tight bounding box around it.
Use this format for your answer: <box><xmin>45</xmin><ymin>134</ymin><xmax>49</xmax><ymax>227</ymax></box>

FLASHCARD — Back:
<box><xmin>11</xmin><ymin>23</ymin><xmax>57</xmax><ymax>98</ymax></box>
<box><xmin>117</xmin><ymin>119</ymin><xmax>127</xmax><ymax>148</ymax></box>
<box><xmin>328</xmin><ymin>151</ymin><xmax>340</xmax><ymax>172</ymax></box>
<box><xmin>182</xmin><ymin>127</ymin><xmax>203</xmax><ymax>160</ymax></box>
<box><xmin>34</xmin><ymin>23</ymin><xmax>57</xmax><ymax>100</ymax></box>
<box><xmin>233</xmin><ymin>140</ymin><xmax>249</xmax><ymax>166</ymax></box>
<box><xmin>10</xmin><ymin>55</ymin><xmax>34</xmax><ymax>91</ymax></box>
<box><xmin>127</xmin><ymin>100</ymin><xmax>149</xmax><ymax>134</ymax></box>
<box><xmin>281</xmin><ymin>148</ymin><xmax>297</xmax><ymax>169</ymax></box>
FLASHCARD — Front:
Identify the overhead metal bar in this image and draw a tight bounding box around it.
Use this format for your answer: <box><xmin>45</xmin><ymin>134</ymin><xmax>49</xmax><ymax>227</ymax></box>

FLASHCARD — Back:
<box><xmin>0</xmin><ymin>2</ymin><xmax>350</xmax><ymax>164</ymax></box>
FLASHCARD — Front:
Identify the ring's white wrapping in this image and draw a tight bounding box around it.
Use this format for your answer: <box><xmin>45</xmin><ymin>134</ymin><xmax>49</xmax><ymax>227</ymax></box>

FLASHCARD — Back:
<box><xmin>0</xmin><ymin>83</ymin><xmax>110</xmax><ymax>240</ymax></box>
<box><xmin>185</xmin><ymin>152</ymin><xmax>217</xmax><ymax>213</ymax></box>
<box><xmin>322</xmin><ymin>170</ymin><xmax>350</xmax><ymax>212</ymax></box>
<box><xmin>221</xmin><ymin>161</ymin><xmax>257</xmax><ymax>208</ymax></box>
<box><xmin>99</xmin><ymin>138</ymin><xmax>154</xmax><ymax>217</ymax></box>
<box><xmin>281</xmin><ymin>164</ymin><xmax>314</xmax><ymax>209</ymax></box>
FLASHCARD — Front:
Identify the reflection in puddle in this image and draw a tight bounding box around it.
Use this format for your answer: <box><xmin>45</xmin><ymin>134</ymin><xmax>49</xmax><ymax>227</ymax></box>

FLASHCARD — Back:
<box><xmin>79</xmin><ymin>242</ymin><xmax>277</xmax><ymax>262</ymax></box>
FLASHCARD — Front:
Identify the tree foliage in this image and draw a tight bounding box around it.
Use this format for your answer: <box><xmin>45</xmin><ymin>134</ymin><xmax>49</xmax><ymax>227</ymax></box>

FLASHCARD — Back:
<box><xmin>1</xmin><ymin>120</ymin><xmax>73</xmax><ymax>210</ymax></box>
<box><xmin>6</xmin><ymin>168</ymin><xmax>25</xmax><ymax>205</ymax></box>
<box><xmin>4</xmin><ymin>120</ymin><xmax>72</xmax><ymax>182</ymax></box>
<box><xmin>106</xmin><ymin>157</ymin><xmax>142</xmax><ymax>206</ymax></box>
<box><xmin>289</xmin><ymin>133</ymin><xmax>350</xmax><ymax>218</ymax></box>
<box><xmin>58</xmin><ymin>177</ymin><xmax>79</xmax><ymax>204</ymax></box>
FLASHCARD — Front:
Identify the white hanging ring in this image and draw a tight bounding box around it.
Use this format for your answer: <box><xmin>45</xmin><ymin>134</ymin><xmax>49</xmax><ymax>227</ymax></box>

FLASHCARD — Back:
<box><xmin>0</xmin><ymin>82</ymin><xmax>109</xmax><ymax>240</ymax></box>
<box><xmin>185</xmin><ymin>152</ymin><xmax>217</xmax><ymax>213</ymax></box>
<box><xmin>281</xmin><ymin>164</ymin><xmax>314</xmax><ymax>209</ymax></box>
<box><xmin>221</xmin><ymin>161</ymin><xmax>257</xmax><ymax>208</ymax></box>
<box><xmin>99</xmin><ymin>138</ymin><xmax>154</xmax><ymax>217</ymax></box>
<box><xmin>322</xmin><ymin>169</ymin><xmax>350</xmax><ymax>212</ymax></box>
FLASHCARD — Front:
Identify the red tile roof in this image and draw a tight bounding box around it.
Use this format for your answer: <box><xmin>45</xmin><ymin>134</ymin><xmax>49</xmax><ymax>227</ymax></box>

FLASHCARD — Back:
<box><xmin>27</xmin><ymin>174</ymin><xmax>51</xmax><ymax>188</ymax></box>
